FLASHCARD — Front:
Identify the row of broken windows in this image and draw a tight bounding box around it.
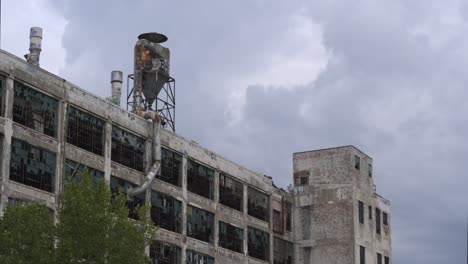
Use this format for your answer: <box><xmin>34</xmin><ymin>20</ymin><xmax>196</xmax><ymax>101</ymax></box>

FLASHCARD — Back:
<box><xmin>359</xmin><ymin>246</ymin><xmax>390</xmax><ymax>264</ymax></box>
<box><xmin>358</xmin><ymin>200</ymin><xmax>389</xmax><ymax>235</ymax></box>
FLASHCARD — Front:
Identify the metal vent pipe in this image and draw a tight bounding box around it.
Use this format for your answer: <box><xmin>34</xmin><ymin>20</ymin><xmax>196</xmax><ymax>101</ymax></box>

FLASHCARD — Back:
<box><xmin>27</xmin><ymin>27</ymin><xmax>43</xmax><ymax>66</ymax></box>
<box><xmin>110</xmin><ymin>70</ymin><xmax>123</xmax><ymax>105</ymax></box>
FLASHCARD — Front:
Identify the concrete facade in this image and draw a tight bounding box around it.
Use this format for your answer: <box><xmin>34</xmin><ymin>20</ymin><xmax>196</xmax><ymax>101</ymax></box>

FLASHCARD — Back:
<box><xmin>0</xmin><ymin>48</ymin><xmax>391</xmax><ymax>264</ymax></box>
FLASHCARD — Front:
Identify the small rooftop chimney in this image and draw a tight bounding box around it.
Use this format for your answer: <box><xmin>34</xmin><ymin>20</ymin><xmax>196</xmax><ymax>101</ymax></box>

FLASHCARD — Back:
<box><xmin>110</xmin><ymin>70</ymin><xmax>123</xmax><ymax>106</ymax></box>
<box><xmin>25</xmin><ymin>27</ymin><xmax>43</xmax><ymax>66</ymax></box>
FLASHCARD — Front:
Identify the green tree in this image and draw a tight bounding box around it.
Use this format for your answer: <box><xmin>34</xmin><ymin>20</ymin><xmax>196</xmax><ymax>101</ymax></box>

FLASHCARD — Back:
<box><xmin>56</xmin><ymin>169</ymin><xmax>152</xmax><ymax>264</ymax></box>
<box><xmin>0</xmin><ymin>203</ymin><xmax>55</xmax><ymax>264</ymax></box>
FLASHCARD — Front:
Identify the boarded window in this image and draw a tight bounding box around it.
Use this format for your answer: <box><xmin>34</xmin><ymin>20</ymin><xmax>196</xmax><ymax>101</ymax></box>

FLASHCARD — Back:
<box><xmin>219</xmin><ymin>221</ymin><xmax>243</xmax><ymax>253</ymax></box>
<box><xmin>358</xmin><ymin>201</ymin><xmax>364</xmax><ymax>224</ymax></box>
<box><xmin>110</xmin><ymin>176</ymin><xmax>145</xmax><ymax>220</ymax></box>
<box><xmin>376</xmin><ymin>208</ymin><xmax>381</xmax><ymax>235</ymax></box>
<box><xmin>219</xmin><ymin>173</ymin><xmax>243</xmax><ymax>211</ymax></box>
<box><xmin>151</xmin><ymin>191</ymin><xmax>182</xmax><ymax>233</ymax></box>
<box><xmin>186</xmin><ymin>205</ymin><xmax>214</xmax><ymax>243</ymax></box>
<box><xmin>273</xmin><ymin>237</ymin><xmax>294</xmax><ymax>264</ymax></box>
<box><xmin>377</xmin><ymin>253</ymin><xmax>382</xmax><ymax>264</ymax></box>
<box><xmin>187</xmin><ymin>159</ymin><xmax>214</xmax><ymax>200</ymax></box>
<box><xmin>13</xmin><ymin>81</ymin><xmax>58</xmax><ymax>137</ymax></box>
<box><xmin>248</xmin><ymin>187</ymin><xmax>269</xmax><ymax>222</ymax></box>
<box><xmin>111</xmin><ymin>126</ymin><xmax>144</xmax><ymax>171</ymax></box>
<box><xmin>186</xmin><ymin>250</ymin><xmax>214</xmax><ymax>264</ymax></box>
<box><xmin>285</xmin><ymin>202</ymin><xmax>292</xmax><ymax>232</ymax></box>
<box><xmin>66</xmin><ymin>106</ymin><xmax>104</xmax><ymax>155</ymax></box>
<box><xmin>383</xmin><ymin>212</ymin><xmax>388</xmax><ymax>226</ymax></box>
<box><xmin>10</xmin><ymin>138</ymin><xmax>56</xmax><ymax>192</ymax></box>
<box><xmin>360</xmin><ymin>246</ymin><xmax>365</xmax><ymax>264</ymax></box>
<box><xmin>64</xmin><ymin>159</ymin><xmax>104</xmax><ymax>184</ymax></box>
<box><xmin>157</xmin><ymin>147</ymin><xmax>182</xmax><ymax>187</ymax></box>
<box><xmin>273</xmin><ymin>210</ymin><xmax>283</xmax><ymax>233</ymax></box>
<box><xmin>248</xmin><ymin>226</ymin><xmax>269</xmax><ymax>261</ymax></box>
<box><xmin>384</xmin><ymin>256</ymin><xmax>390</xmax><ymax>264</ymax></box>
<box><xmin>355</xmin><ymin>155</ymin><xmax>360</xmax><ymax>170</ymax></box>
<box><xmin>150</xmin><ymin>240</ymin><xmax>181</xmax><ymax>264</ymax></box>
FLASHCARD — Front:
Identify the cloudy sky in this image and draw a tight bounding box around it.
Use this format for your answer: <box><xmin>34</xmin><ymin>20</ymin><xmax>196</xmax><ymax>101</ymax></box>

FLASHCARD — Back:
<box><xmin>3</xmin><ymin>0</ymin><xmax>468</xmax><ymax>262</ymax></box>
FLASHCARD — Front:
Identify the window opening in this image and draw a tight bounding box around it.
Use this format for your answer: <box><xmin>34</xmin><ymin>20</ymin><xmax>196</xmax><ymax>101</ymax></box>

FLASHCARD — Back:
<box><xmin>186</xmin><ymin>205</ymin><xmax>214</xmax><ymax>243</ymax></box>
<box><xmin>300</xmin><ymin>176</ymin><xmax>308</xmax><ymax>185</ymax></box>
<box><xmin>248</xmin><ymin>226</ymin><xmax>269</xmax><ymax>261</ymax></box>
<box><xmin>248</xmin><ymin>187</ymin><xmax>269</xmax><ymax>222</ymax></box>
<box><xmin>368</xmin><ymin>163</ymin><xmax>372</xmax><ymax>177</ymax></box>
<box><xmin>219</xmin><ymin>173</ymin><xmax>243</xmax><ymax>211</ymax></box>
<box><xmin>376</xmin><ymin>208</ymin><xmax>381</xmax><ymax>235</ymax></box>
<box><xmin>186</xmin><ymin>250</ymin><xmax>214</xmax><ymax>264</ymax></box>
<box><xmin>64</xmin><ymin>159</ymin><xmax>104</xmax><ymax>184</ymax></box>
<box><xmin>219</xmin><ymin>221</ymin><xmax>244</xmax><ymax>253</ymax></box>
<box><xmin>377</xmin><ymin>253</ymin><xmax>382</xmax><ymax>264</ymax></box>
<box><xmin>355</xmin><ymin>155</ymin><xmax>360</xmax><ymax>170</ymax></box>
<box><xmin>157</xmin><ymin>147</ymin><xmax>183</xmax><ymax>187</ymax></box>
<box><xmin>369</xmin><ymin>205</ymin><xmax>372</xmax><ymax>220</ymax></box>
<box><xmin>383</xmin><ymin>212</ymin><xmax>388</xmax><ymax>226</ymax></box>
<box><xmin>10</xmin><ymin>138</ymin><xmax>56</xmax><ymax>192</ymax></box>
<box><xmin>13</xmin><ymin>81</ymin><xmax>58</xmax><ymax>137</ymax></box>
<box><xmin>66</xmin><ymin>106</ymin><xmax>104</xmax><ymax>156</ymax></box>
<box><xmin>273</xmin><ymin>237</ymin><xmax>293</xmax><ymax>264</ymax></box>
<box><xmin>110</xmin><ymin>176</ymin><xmax>145</xmax><ymax>220</ymax></box>
<box><xmin>150</xmin><ymin>240</ymin><xmax>181</xmax><ymax>264</ymax></box>
<box><xmin>0</xmin><ymin>78</ymin><xmax>4</xmax><ymax>116</ymax></box>
<box><xmin>384</xmin><ymin>256</ymin><xmax>389</xmax><ymax>264</ymax></box>
<box><xmin>151</xmin><ymin>191</ymin><xmax>182</xmax><ymax>233</ymax></box>
<box><xmin>273</xmin><ymin>210</ymin><xmax>283</xmax><ymax>233</ymax></box>
<box><xmin>358</xmin><ymin>201</ymin><xmax>364</xmax><ymax>224</ymax></box>
<box><xmin>111</xmin><ymin>126</ymin><xmax>144</xmax><ymax>171</ymax></box>
<box><xmin>187</xmin><ymin>159</ymin><xmax>214</xmax><ymax>200</ymax></box>
<box><xmin>360</xmin><ymin>246</ymin><xmax>365</xmax><ymax>264</ymax></box>
<box><xmin>285</xmin><ymin>202</ymin><xmax>292</xmax><ymax>232</ymax></box>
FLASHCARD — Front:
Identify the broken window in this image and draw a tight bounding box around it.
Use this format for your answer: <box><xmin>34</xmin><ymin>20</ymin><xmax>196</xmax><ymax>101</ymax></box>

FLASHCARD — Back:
<box><xmin>151</xmin><ymin>190</ymin><xmax>182</xmax><ymax>233</ymax></box>
<box><xmin>285</xmin><ymin>202</ymin><xmax>292</xmax><ymax>232</ymax></box>
<box><xmin>186</xmin><ymin>205</ymin><xmax>214</xmax><ymax>243</ymax></box>
<box><xmin>111</xmin><ymin>126</ymin><xmax>144</xmax><ymax>171</ymax></box>
<box><xmin>273</xmin><ymin>210</ymin><xmax>283</xmax><ymax>233</ymax></box>
<box><xmin>157</xmin><ymin>147</ymin><xmax>182</xmax><ymax>187</ymax></box>
<box><xmin>273</xmin><ymin>237</ymin><xmax>294</xmax><ymax>264</ymax></box>
<box><xmin>64</xmin><ymin>159</ymin><xmax>104</xmax><ymax>184</ymax></box>
<box><xmin>360</xmin><ymin>246</ymin><xmax>365</xmax><ymax>264</ymax></box>
<box><xmin>149</xmin><ymin>240</ymin><xmax>181</xmax><ymax>264</ymax></box>
<box><xmin>186</xmin><ymin>250</ymin><xmax>214</xmax><ymax>264</ymax></box>
<box><xmin>369</xmin><ymin>205</ymin><xmax>372</xmax><ymax>220</ymax></box>
<box><xmin>384</xmin><ymin>256</ymin><xmax>389</xmax><ymax>264</ymax></box>
<box><xmin>358</xmin><ymin>201</ymin><xmax>364</xmax><ymax>224</ymax></box>
<box><xmin>219</xmin><ymin>221</ymin><xmax>244</xmax><ymax>253</ymax></box>
<box><xmin>13</xmin><ymin>81</ymin><xmax>58</xmax><ymax>137</ymax></box>
<box><xmin>383</xmin><ymin>212</ymin><xmax>388</xmax><ymax>226</ymax></box>
<box><xmin>187</xmin><ymin>159</ymin><xmax>214</xmax><ymax>200</ymax></box>
<box><xmin>10</xmin><ymin>138</ymin><xmax>56</xmax><ymax>192</ymax></box>
<box><xmin>66</xmin><ymin>106</ymin><xmax>104</xmax><ymax>156</ymax></box>
<box><xmin>355</xmin><ymin>155</ymin><xmax>360</xmax><ymax>170</ymax></box>
<box><xmin>376</xmin><ymin>208</ymin><xmax>381</xmax><ymax>235</ymax></box>
<box><xmin>248</xmin><ymin>226</ymin><xmax>269</xmax><ymax>261</ymax></box>
<box><xmin>377</xmin><ymin>253</ymin><xmax>382</xmax><ymax>264</ymax></box>
<box><xmin>110</xmin><ymin>176</ymin><xmax>145</xmax><ymax>220</ymax></box>
<box><xmin>247</xmin><ymin>187</ymin><xmax>269</xmax><ymax>222</ymax></box>
<box><xmin>300</xmin><ymin>177</ymin><xmax>308</xmax><ymax>185</ymax></box>
<box><xmin>219</xmin><ymin>173</ymin><xmax>243</xmax><ymax>211</ymax></box>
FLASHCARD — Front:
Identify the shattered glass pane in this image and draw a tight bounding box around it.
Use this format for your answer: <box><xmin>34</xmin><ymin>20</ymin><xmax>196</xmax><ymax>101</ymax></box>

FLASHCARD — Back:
<box><xmin>110</xmin><ymin>176</ymin><xmax>145</xmax><ymax>220</ymax></box>
<box><xmin>248</xmin><ymin>187</ymin><xmax>269</xmax><ymax>222</ymax></box>
<box><xmin>111</xmin><ymin>126</ymin><xmax>144</xmax><ymax>171</ymax></box>
<box><xmin>64</xmin><ymin>159</ymin><xmax>104</xmax><ymax>184</ymax></box>
<box><xmin>157</xmin><ymin>147</ymin><xmax>182</xmax><ymax>187</ymax></box>
<box><xmin>219</xmin><ymin>173</ymin><xmax>243</xmax><ymax>211</ymax></box>
<box><xmin>187</xmin><ymin>159</ymin><xmax>214</xmax><ymax>200</ymax></box>
<box><xmin>150</xmin><ymin>240</ymin><xmax>181</xmax><ymax>264</ymax></box>
<box><xmin>273</xmin><ymin>237</ymin><xmax>294</xmax><ymax>264</ymax></box>
<box><xmin>186</xmin><ymin>205</ymin><xmax>214</xmax><ymax>243</ymax></box>
<box><xmin>186</xmin><ymin>250</ymin><xmax>214</xmax><ymax>264</ymax></box>
<box><xmin>248</xmin><ymin>226</ymin><xmax>269</xmax><ymax>261</ymax></box>
<box><xmin>219</xmin><ymin>221</ymin><xmax>244</xmax><ymax>253</ymax></box>
<box><xmin>66</xmin><ymin>106</ymin><xmax>104</xmax><ymax>155</ymax></box>
<box><xmin>151</xmin><ymin>190</ymin><xmax>182</xmax><ymax>233</ymax></box>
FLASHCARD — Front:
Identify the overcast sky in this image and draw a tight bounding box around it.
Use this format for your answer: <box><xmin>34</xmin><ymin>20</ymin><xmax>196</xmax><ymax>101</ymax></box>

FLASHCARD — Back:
<box><xmin>3</xmin><ymin>0</ymin><xmax>468</xmax><ymax>263</ymax></box>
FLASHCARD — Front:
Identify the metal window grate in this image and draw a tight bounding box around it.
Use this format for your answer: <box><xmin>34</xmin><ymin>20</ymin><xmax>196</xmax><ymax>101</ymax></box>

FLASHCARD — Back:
<box><xmin>187</xmin><ymin>159</ymin><xmax>214</xmax><ymax>200</ymax></box>
<box><xmin>111</xmin><ymin>126</ymin><xmax>144</xmax><ymax>171</ymax></box>
<box><xmin>186</xmin><ymin>205</ymin><xmax>214</xmax><ymax>244</ymax></box>
<box><xmin>219</xmin><ymin>221</ymin><xmax>244</xmax><ymax>253</ymax></box>
<box><xmin>151</xmin><ymin>191</ymin><xmax>182</xmax><ymax>233</ymax></box>
<box><xmin>157</xmin><ymin>147</ymin><xmax>182</xmax><ymax>187</ymax></box>
<box><xmin>149</xmin><ymin>240</ymin><xmax>181</xmax><ymax>264</ymax></box>
<box><xmin>13</xmin><ymin>81</ymin><xmax>58</xmax><ymax>137</ymax></box>
<box><xmin>66</xmin><ymin>106</ymin><xmax>104</xmax><ymax>156</ymax></box>
<box><xmin>248</xmin><ymin>187</ymin><xmax>269</xmax><ymax>222</ymax></box>
<box><xmin>219</xmin><ymin>173</ymin><xmax>243</xmax><ymax>211</ymax></box>
<box><xmin>248</xmin><ymin>226</ymin><xmax>269</xmax><ymax>261</ymax></box>
<box><xmin>9</xmin><ymin>138</ymin><xmax>56</xmax><ymax>192</ymax></box>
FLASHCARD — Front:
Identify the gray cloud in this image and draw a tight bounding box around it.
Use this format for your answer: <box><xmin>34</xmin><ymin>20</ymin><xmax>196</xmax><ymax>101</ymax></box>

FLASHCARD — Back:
<box><xmin>48</xmin><ymin>0</ymin><xmax>467</xmax><ymax>263</ymax></box>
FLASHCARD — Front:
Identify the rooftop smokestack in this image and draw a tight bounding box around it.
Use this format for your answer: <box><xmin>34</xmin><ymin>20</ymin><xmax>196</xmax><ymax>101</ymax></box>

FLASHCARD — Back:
<box><xmin>26</xmin><ymin>27</ymin><xmax>42</xmax><ymax>66</ymax></box>
<box><xmin>110</xmin><ymin>70</ymin><xmax>123</xmax><ymax>106</ymax></box>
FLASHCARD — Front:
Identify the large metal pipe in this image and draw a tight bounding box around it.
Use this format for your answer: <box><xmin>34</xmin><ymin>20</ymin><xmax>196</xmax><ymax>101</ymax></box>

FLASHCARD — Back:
<box><xmin>27</xmin><ymin>27</ymin><xmax>43</xmax><ymax>66</ymax></box>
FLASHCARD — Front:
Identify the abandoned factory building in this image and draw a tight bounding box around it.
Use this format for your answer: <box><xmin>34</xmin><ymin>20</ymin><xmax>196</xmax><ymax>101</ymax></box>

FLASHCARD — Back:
<box><xmin>0</xmin><ymin>27</ymin><xmax>391</xmax><ymax>264</ymax></box>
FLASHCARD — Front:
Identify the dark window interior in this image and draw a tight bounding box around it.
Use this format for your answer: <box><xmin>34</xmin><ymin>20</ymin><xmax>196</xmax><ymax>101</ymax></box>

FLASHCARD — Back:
<box><xmin>377</xmin><ymin>253</ymin><xmax>382</xmax><ymax>264</ymax></box>
<box><xmin>369</xmin><ymin>205</ymin><xmax>372</xmax><ymax>220</ymax></box>
<box><xmin>66</xmin><ymin>106</ymin><xmax>104</xmax><ymax>156</ymax></box>
<box><xmin>150</xmin><ymin>240</ymin><xmax>181</xmax><ymax>264</ymax></box>
<box><xmin>360</xmin><ymin>246</ymin><xmax>365</xmax><ymax>264</ymax></box>
<box><xmin>187</xmin><ymin>159</ymin><xmax>214</xmax><ymax>200</ymax></box>
<box><xmin>376</xmin><ymin>208</ymin><xmax>381</xmax><ymax>235</ymax></box>
<box><xmin>0</xmin><ymin>78</ymin><xmax>4</xmax><ymax>116</ymax></box>
<box><xmin>359</xmin><ymin>201</ymin><xmax>364</xmax><ymax>224</ymax></box>
<box><xmin>248</xmin><ymin>226</ymin><xmax>269</xmax><ymax>261</ymax></box>
<box><xmin>186</xmin><ymin>250</ymin><xmax>214</xmax><ymax>264</ymax></box>
<box><xmin>383</xmin><ymin>212</ymin><xmax>388</xmax><ymax>226</ymax></box>
<box><xmin>219</xmin><ymin>173</ymin><xmax>243</xmax><ymax>211</ymax></box>
<box><xmin>111</xmin><ymin>126</ymin><xmax>144</xmax><ymax>171</ymax></box>
<box><xmin>186</xmin><ymin>205</ymin><xmax>214</xmax><ymax>243</ymax></box>
<box><xmin>151</xmin><ymin>191</ymin><xmax>182</xmax><ymax>233</ymax></box>
<box><xmin>368</xmin><ymin>163</ymin><xmax>372</xmax><ymax>177</ymax></box>
<box><xmin>273</xmin><ymin>237</ymin><xmax>294</xmax><ymax>264</ymax></box>
<box><xmin>157</xmin><ymin>147</ymin><xmax>183</xmax><ymax>187</ymax></box>
<box><xmin>64</xmin><ymin>159</ymin><xmax>104</xmax><ymax>184</ymax></box>
<box><xmin>13</xmin><ymin>81</ymin><xmax>58</xmax><ymax>137</ymax></box>
<box><xmin>110</xmin><ymin>176</ymin><xmax>145</xmax><ymax>220</ymax></box>
<box><xmin>286</xmin><ymin>202</ymin><xmax>292</xmax><ymax>232</ymax></box>
<box><xmin>273</xmin><ymin>210</ymin><xmax>283</xmax><ymax>233</ymax></box>
<box><xmin>10</xmin><ymin>138</ymin><xmax>56</xmax><ymax>192</ymax></box>
<box><xmin>219</xmin><ymin>221</ymin><xmax>244</xmax><ymax>253</ymax></box>
<box><xmin>248</xmin><ymin>187</ymin><xmax>269</xmax><ymax>222</ymax></box>
<box><xmin>355</xmin><ymin>155</ymin><xmax>360</xmax><ymax>170</ymax></box>
<box><xmin>384</xmin><ymin>256</ymin><xmax>390</xmax><ymax>264</ymax></box>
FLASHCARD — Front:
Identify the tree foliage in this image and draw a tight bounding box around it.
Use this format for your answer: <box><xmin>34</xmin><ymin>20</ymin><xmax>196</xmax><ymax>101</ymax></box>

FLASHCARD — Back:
<box><xmin>0</xmin><ymin>169</ymin><xmax>153</xmax><ymax>264</ymax></box>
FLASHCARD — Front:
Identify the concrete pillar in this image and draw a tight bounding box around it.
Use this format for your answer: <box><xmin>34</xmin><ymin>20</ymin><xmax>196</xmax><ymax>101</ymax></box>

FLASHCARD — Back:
<box><xmin>243</xmin><ymin>184</ymin><xmax>248</xmax><ymax>261</ymax></box>
<box><xmin>269</xmin><ymin>194</ymin><xmax>274</xmax><ymax>263</ymax></box>
<box><xmin>0</xmin><ymin>68</ymin><xmax>14</xmax><ymax>216</ymax></box>
<box><xmin>103</xmin><ymin>121</ymin><xmax>112</xmax><ymax>185</ymax></box>
<box><xmin>213</xmin><ymin>170</ymin><xmax>219</xmax><ymax>263</ymax></box>
<box><xmin>53</xmin><ymin>99</ymin><xmax>67</xmax><ymax>224</ymax></box>
<box><xmin>181</xmin><ymin>152</ymin><xmax>188</xmax><ymax>263</ymax></box>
